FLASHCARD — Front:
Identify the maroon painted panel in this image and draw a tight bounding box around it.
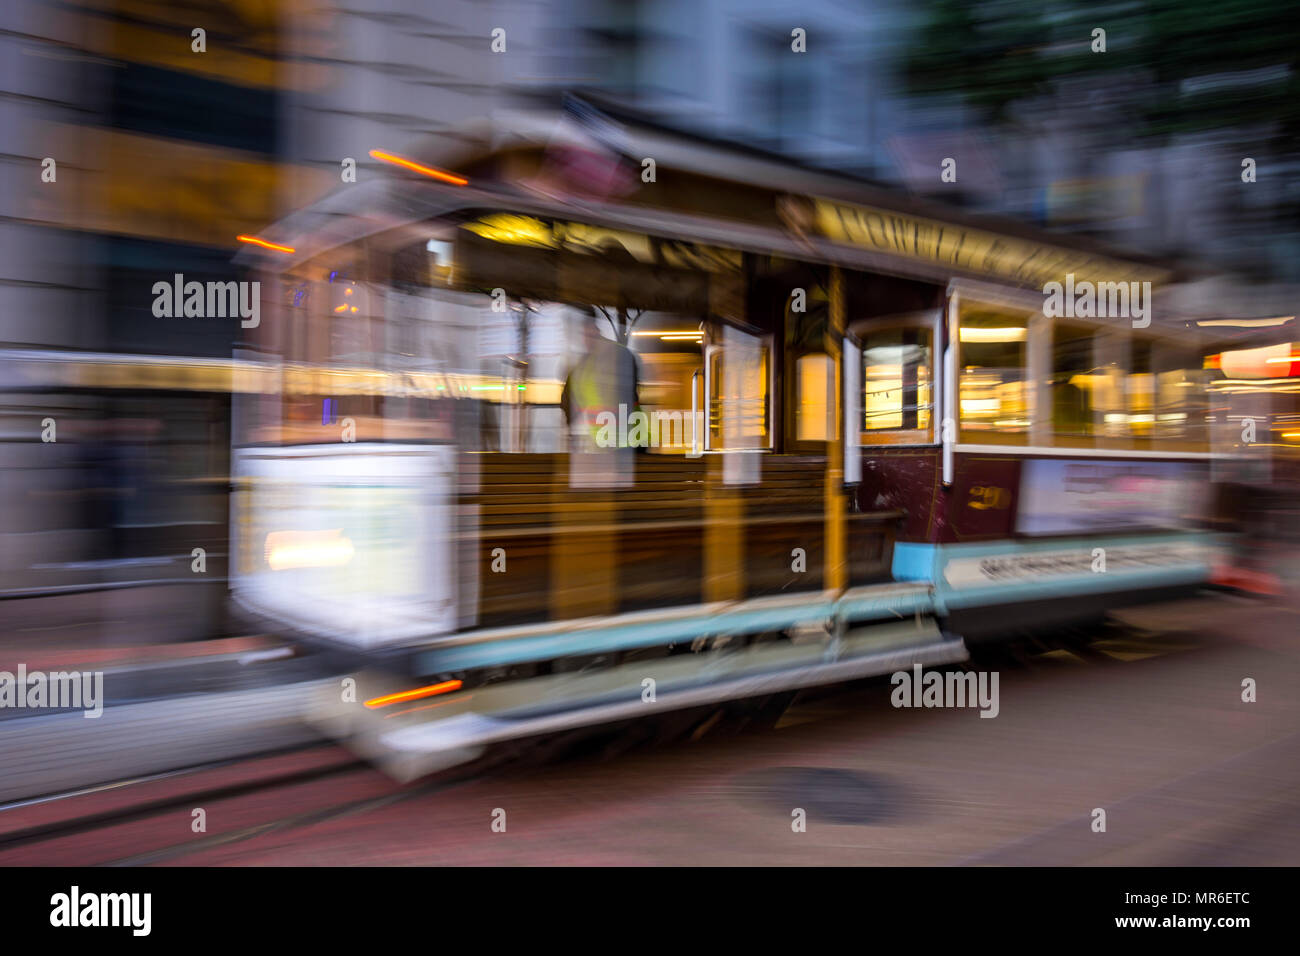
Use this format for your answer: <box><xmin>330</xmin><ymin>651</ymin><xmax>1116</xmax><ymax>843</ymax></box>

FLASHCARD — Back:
<box><xmin>942</xmin><ymin>454</ymin><xmax>1023</xmax><ymax>542</ymax></box>
<box><xmin>858</xmin><ymin>447</ymin><xmax>1234</xmax><ymax>546</ymax></box>
<box><xmin>856</xmin><ymin>447</ymin><xmax>941</xmax><ymax>542</ymax></box>
<box><xmin>856</xmin><ymin>449</ymin><xmax>1023</xmax><ymax>543</ymax></box>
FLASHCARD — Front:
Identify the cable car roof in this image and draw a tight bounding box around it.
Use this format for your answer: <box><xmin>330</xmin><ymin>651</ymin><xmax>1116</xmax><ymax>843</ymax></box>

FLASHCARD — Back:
<box><xmin>241</xmin><ymin>97</ymin><xmax>1228</xmax><ymax>330</ymax></box>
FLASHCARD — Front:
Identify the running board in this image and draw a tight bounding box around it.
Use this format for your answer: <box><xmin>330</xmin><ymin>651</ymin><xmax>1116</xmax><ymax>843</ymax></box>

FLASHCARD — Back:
<box><xmin>326</xmin><ymin>621</ymin><xmax>967</xmax><ymax>780</ymax></box>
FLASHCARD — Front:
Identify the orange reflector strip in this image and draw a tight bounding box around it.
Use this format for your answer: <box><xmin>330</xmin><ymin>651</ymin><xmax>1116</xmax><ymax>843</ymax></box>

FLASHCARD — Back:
<box><xmin>369</xmin><ymin>149</ymin><xmax>469</xmax><ymax>186</ymax></box>
<box><xmin>237</xmin><ymin>235</ymin><xmax>296</xmax><ymax>254</ymax></box>
<box><xmin>364</xmin><ymin>679</ymin><xmax>464</xmax><ymax>709</ymax></box>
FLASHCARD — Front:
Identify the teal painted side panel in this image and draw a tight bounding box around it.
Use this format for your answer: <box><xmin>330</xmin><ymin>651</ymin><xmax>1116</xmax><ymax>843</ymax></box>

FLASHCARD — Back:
<box><xmin>414</xmin><ymin>533</ymin><xmax>1224</xmax><ymax>673</ymax></box>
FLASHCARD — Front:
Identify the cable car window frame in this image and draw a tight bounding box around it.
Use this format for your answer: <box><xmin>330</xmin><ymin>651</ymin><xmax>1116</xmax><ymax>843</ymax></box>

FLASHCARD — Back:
<box><xmin>848</xmin><ymin>310</ymin><xmax>942</xmax><ymax>447</ymax></box>
<box><xmin>703</xmin><ymin>322</ymin><xmax>776</xmax><ymax>454</ymax></box>
<box><xmin>954</xmin><ymin>301</ymin><xmax>1033</xmax><ymax>446</ymax></box>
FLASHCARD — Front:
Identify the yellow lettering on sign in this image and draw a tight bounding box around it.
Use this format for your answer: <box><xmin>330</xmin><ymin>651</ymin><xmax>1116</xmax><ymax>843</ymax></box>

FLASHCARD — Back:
<box><xmin>813</xmin><ymin>198</ymin><xmax>1167</xmax><ymax>289</ymax></box>
<box><xmin>462</xmin><ymin>216</ymin><xmax>741</xmax><ymax>273</ymax></box>
<box><xmin>968</xmin><ymin>485</ymin><xmax>1011</xmax><ymax>510</ymax></box>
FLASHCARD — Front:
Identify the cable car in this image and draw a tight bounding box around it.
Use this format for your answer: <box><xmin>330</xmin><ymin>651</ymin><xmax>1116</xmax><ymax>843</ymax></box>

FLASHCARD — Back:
<box><xmin>229</xmin><ymin>105</ymin><xmax>1236</xmax><ymax>777</ymax></box>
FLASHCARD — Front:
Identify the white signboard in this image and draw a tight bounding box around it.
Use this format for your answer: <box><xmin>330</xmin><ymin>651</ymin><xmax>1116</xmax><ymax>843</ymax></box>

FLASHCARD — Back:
<box><xmin>943</xmin><ymin>541</ymin><xmax>1216</xmax><ymax>590</ymax></box>
<box><xmin>231</xmin><ymin>443</ymin><xmax>456</xmax><ymax>648</ymax></box>
<box><xmin>1017</xmin><ymin>459</ymin><xmax>1209</xmax><ymax>535</ymax></box>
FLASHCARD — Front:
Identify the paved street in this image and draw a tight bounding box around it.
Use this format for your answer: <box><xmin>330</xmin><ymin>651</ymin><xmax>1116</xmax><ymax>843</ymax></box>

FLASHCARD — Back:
<box><xmin>3</xmin><ymin>589</ymin><xmax>1295</xmax><ymax>866</ymax></box>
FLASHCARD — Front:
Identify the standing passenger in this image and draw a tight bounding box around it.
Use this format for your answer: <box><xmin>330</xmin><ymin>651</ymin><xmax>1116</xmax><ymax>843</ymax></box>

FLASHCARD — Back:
<box><xmin>562</xmin><ymin>315</ymin><xmax>639</xmax><ymax>485</ymax></box>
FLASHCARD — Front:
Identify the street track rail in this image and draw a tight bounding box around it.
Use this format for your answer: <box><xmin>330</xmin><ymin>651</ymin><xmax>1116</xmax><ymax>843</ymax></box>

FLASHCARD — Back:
<box><xmin>0</xmin><ymin>744</ymin><xmax>363</xmax><ymax>858</ymax></box>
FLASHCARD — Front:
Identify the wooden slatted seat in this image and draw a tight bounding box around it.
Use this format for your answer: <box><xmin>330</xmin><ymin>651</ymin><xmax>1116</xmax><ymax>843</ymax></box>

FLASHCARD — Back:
<box><xmin>461</xmin><ymin>452</ymin><xmax>899</xmax><ymax>626</ymax></box>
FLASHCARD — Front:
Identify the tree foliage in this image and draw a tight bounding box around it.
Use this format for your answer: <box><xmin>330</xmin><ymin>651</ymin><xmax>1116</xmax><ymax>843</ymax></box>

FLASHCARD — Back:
<box><xmin>904</xmin><ymin>0</ymin><xmax>1300</xmax><ymax>143</ymax></box>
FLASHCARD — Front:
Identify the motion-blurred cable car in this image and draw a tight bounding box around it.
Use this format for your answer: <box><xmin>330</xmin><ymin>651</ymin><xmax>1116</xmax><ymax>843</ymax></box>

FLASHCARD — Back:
<box><xmin>229</xmin><ymin>104</ymin><xmax>1241</xmax><ymax>777</ymax></box>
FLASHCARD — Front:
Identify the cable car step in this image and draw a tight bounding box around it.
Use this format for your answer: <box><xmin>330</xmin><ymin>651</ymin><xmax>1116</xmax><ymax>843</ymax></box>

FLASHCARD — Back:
<box><xmin>338</xmin><ymin>620</ymin><xmax>965</xmax><ymax>777</ymax></box>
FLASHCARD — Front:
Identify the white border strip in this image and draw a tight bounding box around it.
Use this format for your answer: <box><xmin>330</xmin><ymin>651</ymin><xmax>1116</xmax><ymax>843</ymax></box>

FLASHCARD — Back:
<box><xmin>953</xmin><ymin>443</ymin><xmax>1224</xmax><ymax>460</ymax></box>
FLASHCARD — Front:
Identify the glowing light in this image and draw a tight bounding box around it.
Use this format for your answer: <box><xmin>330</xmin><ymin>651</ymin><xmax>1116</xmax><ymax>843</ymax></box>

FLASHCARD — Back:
<box><xmin>1220</xmin><ymin>344</ymin><xmax>1300</xmax><ymax>378</ymax></box>
<box><xmin>462</xmin><ymin>214</ymin><xmax>553</xmax><ymax>247</ymax></box>
<box><xmin>959</xmin><ymin>327</ymin><xmax>1026</xmax><ymax>343</ymax></box>
<box><xmin>1197</xmin><ymin>316</ymin><xmax>1293</xmax><ymax>328</ymax></box>
<box><xmin>369</xmin><ymin>149</ymin><xmax>468</xmax><ymax>186</ymax></box>
<box><xmin>237</xmin><ymin>235</ymin><xmax>295</xmax><ymax>254</ymax></box>
<box><xmin>364</xmin><ymin>680</ymin><xmax>464</xmax><ymax>709</ymax></box>
<box><xmin>265</xmin><ymin>529</ymin><xmax>354</xmax><ymax>570</ymax></box>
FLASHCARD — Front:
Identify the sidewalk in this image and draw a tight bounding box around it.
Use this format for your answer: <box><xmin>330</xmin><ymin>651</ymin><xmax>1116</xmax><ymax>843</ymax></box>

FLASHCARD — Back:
<box><xmin>0</xmin><ymin>626</ymin><xmax>327</xmax><ymax>804</ymax></box>
<box><xmin>0</xmin><ymin>633</ymin><xmax>277</xmax><ymax>676</ymax></box>
<box><xmin>0</xmin><ymin>678</ymin><xmax>328</xmax><ymax>803</ymax></box>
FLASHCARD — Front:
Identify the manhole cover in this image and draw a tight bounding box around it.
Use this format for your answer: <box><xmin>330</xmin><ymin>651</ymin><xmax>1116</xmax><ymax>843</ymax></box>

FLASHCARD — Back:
<box><xmin>734</xmin><ymin>766</ymin><xmax>900</xmax><ymax>825</ymax></box>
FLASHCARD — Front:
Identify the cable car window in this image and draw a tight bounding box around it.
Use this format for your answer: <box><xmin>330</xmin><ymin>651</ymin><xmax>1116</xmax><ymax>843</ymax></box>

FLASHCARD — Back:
<box><xmin>1132</xmin><ymin>336</ymin><xmax>1211</xmax><ymax>447</ymax></box>
<box><xmin>629</xmin><ymin>315</ymin><xmax>706</xmax><ymax>455</ymax></box>
<box><xmin>707</xmin><ymin>326</ymin><xmax>772</xmax><ymax>451</ymax></box>
<box><xmin>860</xmin><ymin>327</ymin><xmax>933</xmax><ymax>444</ymax></box>
<box><xmin>1050</xmin><ymin>322</ymin><xmax>1122</xmax><ymax>439</ymax></box>
<box><xmin>958</xmin><ymin>310</ymin><xmax>1027</xmax><ymax>440</ymax></box>
<box><xmin>444</xmin><ymin>211</ymin><xmax>738</xmax><ymax>455</ymax></box>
